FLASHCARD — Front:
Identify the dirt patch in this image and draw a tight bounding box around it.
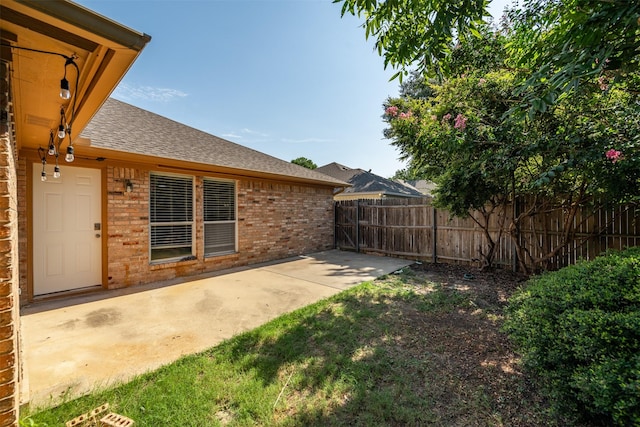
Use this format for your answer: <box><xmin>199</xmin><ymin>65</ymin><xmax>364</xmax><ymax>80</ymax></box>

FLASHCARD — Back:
<box><xmin>373</xmin><ymin>262</ymin><xmax>595</xmax><ymax>427</ymax></box>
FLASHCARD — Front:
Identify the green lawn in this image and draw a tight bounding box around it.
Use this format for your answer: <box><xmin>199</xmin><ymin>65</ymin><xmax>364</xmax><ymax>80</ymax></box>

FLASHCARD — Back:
<box><xmin>21</xmin><ymin>266</ymin><xmax>585</xmax><ymax>427</ymax></box>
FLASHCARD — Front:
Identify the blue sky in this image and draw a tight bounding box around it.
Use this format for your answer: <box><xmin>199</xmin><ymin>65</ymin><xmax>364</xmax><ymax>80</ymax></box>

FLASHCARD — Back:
<box><xmin>76</xmin><ymin>0</ymin><xmax>512</xmax><ymax>178</ymax></box>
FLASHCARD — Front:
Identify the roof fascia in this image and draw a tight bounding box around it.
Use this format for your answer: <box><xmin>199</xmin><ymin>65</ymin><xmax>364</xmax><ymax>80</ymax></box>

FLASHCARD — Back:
<box><xmin>13</xmin><ymin>0</ymin><xmax>151</xmax><ymax>50</ymax></box>
<box><xmin>39</xmin><ymin>145</ymin><xmax>349</xmax><ymax>188</ymax></box>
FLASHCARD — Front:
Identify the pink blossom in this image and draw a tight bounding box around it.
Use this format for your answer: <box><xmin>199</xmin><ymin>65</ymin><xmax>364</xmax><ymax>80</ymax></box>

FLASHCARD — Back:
<box><xmin>478</xmin><ymin>78</ymin><xmax>486</xmax><ymax>86</ymax></box>
<box><xmin>605</xmin><ymin>149</ymin><xmax>623</xmax><ymax>163</ymax></box>
<box><xmin>385</xmin><ymin>106</ymin><xmax>399</xmax><ymax>117</ymax></box>
<box><xmin>454</xmin><ymin>113</ymin><xmax>467</xmax><ymax>131</ymax></box>
<box><xmin>430</xmin><ymin>115</ymin><xmax>437</xmax><ymax>121</ymax></box>
<box><xmin>398</xmin><ymin>111</ymin><xmax>413</xmax><ymax>119</ymax></box>
<box><xmin>442</xmin><ymin>113</ymin><xmax>452</xmax><ymax>123</ymax></box>
<box><xmin>598</xmin><ymin>76</ymin><xmax>609</xmax><ymax>91</ymax></box>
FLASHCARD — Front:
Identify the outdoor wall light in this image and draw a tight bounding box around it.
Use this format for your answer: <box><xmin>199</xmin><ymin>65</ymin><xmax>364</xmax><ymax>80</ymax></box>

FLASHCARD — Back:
<box><xmin>125</xmin><ymin>180</ymin><xmax>133</xmax><ymax>193</ymax></box>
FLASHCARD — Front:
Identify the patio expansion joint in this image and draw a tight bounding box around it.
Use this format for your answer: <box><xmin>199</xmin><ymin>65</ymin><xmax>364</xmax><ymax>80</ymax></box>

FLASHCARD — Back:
<box><xmin>257</xmin><ymin>267</ymin><xmax>349</xmax><ymax>291</ymax></box>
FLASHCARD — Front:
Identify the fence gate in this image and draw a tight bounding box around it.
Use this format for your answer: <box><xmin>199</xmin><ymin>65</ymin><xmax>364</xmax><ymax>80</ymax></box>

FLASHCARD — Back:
<box><xmin>335</xmin><ymin>200</ymin><xmax>358</xmax><ymax>251</ymax></box>
<box><xmin>334</xmin><ymin>198</ymin><xmax>436</xmax><ymax>259</ymax></box>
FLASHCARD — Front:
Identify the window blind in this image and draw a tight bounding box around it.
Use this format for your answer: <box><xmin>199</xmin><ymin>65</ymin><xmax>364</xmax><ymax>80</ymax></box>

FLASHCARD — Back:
<box><xmin>150</xmin><ymin>173</ymin><xmax>194</xmax><ymax>261</ymax></box>
<box><xmin>204</xmin><ymin>179</ymin><xmax>236</xmax><ymax>255</ymax></box>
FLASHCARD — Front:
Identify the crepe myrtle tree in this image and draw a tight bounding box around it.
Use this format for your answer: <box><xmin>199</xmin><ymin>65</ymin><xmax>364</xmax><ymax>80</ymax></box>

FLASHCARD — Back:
<box><xmin>385</xmin><ymin>71</ymin><xmax>522</xmax><ymax>269</ymax></box>
<box><xmin>384</xmin><ymin>69</ymin><xmax>639</xmax><ymax>273</ymax></box>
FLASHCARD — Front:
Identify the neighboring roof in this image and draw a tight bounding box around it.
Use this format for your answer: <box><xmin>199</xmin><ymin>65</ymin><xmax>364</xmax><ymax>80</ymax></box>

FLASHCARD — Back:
<box><xmin>316</xmin><ymin>162</ymin><xmax>423</xmax><ymax>198</ymax></box>
<box><xmin>396</xmin><ymin>179</ymin><xmax>437</xmax><ymax>196</ymax></box>
<box><xmin>80</xmin><ymin>98</ymin><xmax>348</xmax><ymax>187</ymax></box>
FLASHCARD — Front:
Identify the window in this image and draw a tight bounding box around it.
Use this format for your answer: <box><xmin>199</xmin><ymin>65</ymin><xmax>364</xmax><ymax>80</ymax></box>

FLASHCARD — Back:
<box><xmin>150</xmin><ymin>173</ymin><xmax>194</xmax><ymax>262</ymax></box>
<box><xmin>204</xmin><ymin>178</ymin><xmax>236</xmax><ymax>256</ymax></box>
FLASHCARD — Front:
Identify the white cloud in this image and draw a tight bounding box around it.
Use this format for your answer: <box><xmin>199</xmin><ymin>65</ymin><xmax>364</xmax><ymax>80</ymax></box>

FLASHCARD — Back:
<box><xmin>281</xmin><ymin>137</ymin><xmax>334</xmax><ymax>144</ymax></box>
<box><xmin>221</xmin><ymin>128</ymin><xmax>270</xmax><ymax>142</ymax></box>
<box><xmin>240</xmin><ymin>128</ymin><xmax>269</xmax><ymax>137</ymax></box>
<box><xmin>113</xmin><ymin>83</ymin><xmax>188</xmax><ymax>102</ymax></box>
<box><xmin>222</xmin><ymin>133</ymin><xmax>242</xmax><ymax>139</ymax></box>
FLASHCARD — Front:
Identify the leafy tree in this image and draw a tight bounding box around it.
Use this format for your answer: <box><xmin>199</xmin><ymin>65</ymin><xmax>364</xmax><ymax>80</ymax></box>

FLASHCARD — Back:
<box><xmin>335</xmin><ymin>0</ymin><xmax>488</xmax><ymax>81</ymax></box>
<box><xmin>391</xmin><ymin>168</ymin><xmax>421</xmax><ymax>181</ymax></box>
<box><xmin>385</xmin><ymin>70</ymin><xmax>519</xmax><ymax>268</ymax></box>
<box><xmin>335</xmin><ymin>0</ymin><xmax>640</xmax><ymax>111</ymax></box>
<box><xmin>291</xmin><ymin>157</ymin><xmax>317</xmax><ymax>169</ymax></box>
<box><xmin>337</xmin><ymin>0</ymin><xmax>640</xmax><ymax>270</ymax></box>
<box><xmin>507</xmin><ymin>0</ymin><xmax>640</xmax><ymax>114</ymax></box>
<box><xmin>382</xmin><ymin>30</ymin><xmax>640</xmax><ymax>272</ymax></box>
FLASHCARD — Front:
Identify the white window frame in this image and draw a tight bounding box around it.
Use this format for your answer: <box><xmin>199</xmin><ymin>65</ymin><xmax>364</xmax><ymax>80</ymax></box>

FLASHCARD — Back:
<box><xmin>149</xmin><ymin>172</ymin><xmax>195</xmax><ymax>263</ymax></box>
<box><xmin>203</xmin><ymin>178</ymin><xmax>237</xmax><ymax>256</ymax></box>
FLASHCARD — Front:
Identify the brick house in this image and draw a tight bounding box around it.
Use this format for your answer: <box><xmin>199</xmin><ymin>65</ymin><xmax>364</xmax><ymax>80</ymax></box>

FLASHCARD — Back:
<box><xmin>2</xmin><ymin>0</ymin><xmax>346</xmax><ymax>422</ymax></box>
<box><xmin>18</xmin><ymin>98</ymin><xmax>346</xmax><ymax>301</ymax></box>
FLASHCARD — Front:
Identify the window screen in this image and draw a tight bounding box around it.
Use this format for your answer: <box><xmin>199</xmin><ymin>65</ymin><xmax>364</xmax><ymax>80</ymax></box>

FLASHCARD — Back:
<box><xmin>204</xmin><ymin>179</ymin><xmax>236</xmax><ymax>255</ymax></box>
<box><xmin>150</xmin><ymin>173</ymin><xmax>194</xmax><ymax>261</ymax></box>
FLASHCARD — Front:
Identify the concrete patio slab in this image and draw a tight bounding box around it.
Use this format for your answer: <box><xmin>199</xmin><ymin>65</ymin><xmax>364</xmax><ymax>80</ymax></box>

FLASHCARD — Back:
<box><xmin>20</xmin><ymin>250</ymin><xmax>411</xmax><ymax>408</ymax></box>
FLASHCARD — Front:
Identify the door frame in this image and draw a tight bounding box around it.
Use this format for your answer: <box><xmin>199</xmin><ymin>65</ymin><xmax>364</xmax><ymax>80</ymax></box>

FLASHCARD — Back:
<box><xmin>26</xmin><ymin>157</ymin><xmax>108</xmax><ymax>301</ymax></box>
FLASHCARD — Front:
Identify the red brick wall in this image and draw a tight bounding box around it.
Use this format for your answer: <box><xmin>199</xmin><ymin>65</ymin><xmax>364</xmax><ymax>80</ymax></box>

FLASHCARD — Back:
<box><xmin>106</xmin><ymin>167</ymin><xmax>335</xmax><ymax>288</ymax></box>
<box><xmin>17</xmin><ymin>162</ymin><xmax>334</xmax><ymax>296</ymax></box>
<box><xmin>0</xmin><ymin>65</ymin><xmax>20</xmax><ymax>425</ymax></box>
<box><xmin>16</xmin><ymin>159</ymin><xmax>26</xmax><ymax>303</ymax></box>
<box><xmin>106</xmin><ymin>167</ymin><xmax>150</xmax><ymax>287</ymax></box>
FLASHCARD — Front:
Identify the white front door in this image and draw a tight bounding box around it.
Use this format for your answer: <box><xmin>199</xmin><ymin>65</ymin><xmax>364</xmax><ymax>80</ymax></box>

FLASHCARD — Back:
<box><xmin>33</xmin><ymin>164</ymin><xmax>102</xmax><ymax>295</ymax></box>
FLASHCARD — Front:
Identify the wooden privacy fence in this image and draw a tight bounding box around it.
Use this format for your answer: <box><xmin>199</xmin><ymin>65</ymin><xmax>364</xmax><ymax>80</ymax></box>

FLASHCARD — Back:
<box><xmin>334</xmin><ymin>197</ymin><xmax>640</xmax><ymax>271</ymax></box>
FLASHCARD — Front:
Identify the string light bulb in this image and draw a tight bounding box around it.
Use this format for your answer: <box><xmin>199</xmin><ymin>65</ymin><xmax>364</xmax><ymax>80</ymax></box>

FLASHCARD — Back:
<box><xmin>60</xmin><ymin>77</ymin><xmax>71</xmax><ymax>100</ymax></box>
<box><xmin>53</xmin><ymin>165</ymin><xmax>61</xmax><ymax>179</ymax></box>
<box><xmin>47</xmin><ymin>131</ymin><xmax>56</xmax><ymax>156</ymax></box>
<box><xmin>60</xmin><ymin>56</ymin><xmax>77</xmax><ymax>100</ymax></box>
<box><xmin>38</xmin><ymin>147</ymin><xmax>47</xmax><ymax>181</ymax></box>
<box><xmin>57</xmin><ymin>108</ymin><xmax>67</xmax><ymax>139</ymax></box>
<box><xmin>65</xmin><ymin>145</ymin><xmax>74</xmax><ymax>162</ymax></box>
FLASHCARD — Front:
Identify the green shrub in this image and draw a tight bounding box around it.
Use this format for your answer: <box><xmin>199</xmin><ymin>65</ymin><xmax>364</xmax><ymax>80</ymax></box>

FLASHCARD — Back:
<box><xmin>504</xmin><ymin>247</ymin><xmax>640</xmax><ymax>426</ymax></box>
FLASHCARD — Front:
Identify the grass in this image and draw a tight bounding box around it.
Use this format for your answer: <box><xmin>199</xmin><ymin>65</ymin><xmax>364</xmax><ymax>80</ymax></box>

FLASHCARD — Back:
<box><xmin>21</xmin><ymin>267</ymin><xmax>579</xmax><ymax>426</ymax></box>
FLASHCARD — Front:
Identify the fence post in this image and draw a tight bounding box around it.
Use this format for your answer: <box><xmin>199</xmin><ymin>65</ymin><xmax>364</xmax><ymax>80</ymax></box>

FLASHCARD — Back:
<box><xmin>432</xmin><ymin>205</ymin><xmax>437</xmax><ymax>263</ymax></box>
<box><xmin>512</xmin><ymin>197</ymin><xmax>518</xmax><ymax>272</ymax></box>
<box><xmin>333</xmin><ymin>201</ymin><xmax>337</xmax><ymax>249</ymax></box>
<box><xmin>356</xmin><ymin>199</ymin><xmax>360</xmax><ymax>253</ymax></box>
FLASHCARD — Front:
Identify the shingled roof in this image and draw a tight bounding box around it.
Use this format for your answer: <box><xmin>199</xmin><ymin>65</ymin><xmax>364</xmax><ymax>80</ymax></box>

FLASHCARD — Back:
<box><xmin>316</xmin><ymin>162</ymin><xmax>423</xmax><ymax>198</ymax></box>
<box><xmin>80</xmin><ymin>98</ymin><xmax>347</xmax><ymax>186</ymax></box>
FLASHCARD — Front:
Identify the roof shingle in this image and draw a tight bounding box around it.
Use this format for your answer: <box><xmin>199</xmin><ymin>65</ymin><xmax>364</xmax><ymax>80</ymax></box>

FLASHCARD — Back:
<box><xmin>316</xmin><ymin>162</ymin><xmax>423</xmax><ymax>197</ymax></box>
<box><xmin>81</xmin><ymin>98</ymin><xmax>347</xmax><ymax>186</ymax></box>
